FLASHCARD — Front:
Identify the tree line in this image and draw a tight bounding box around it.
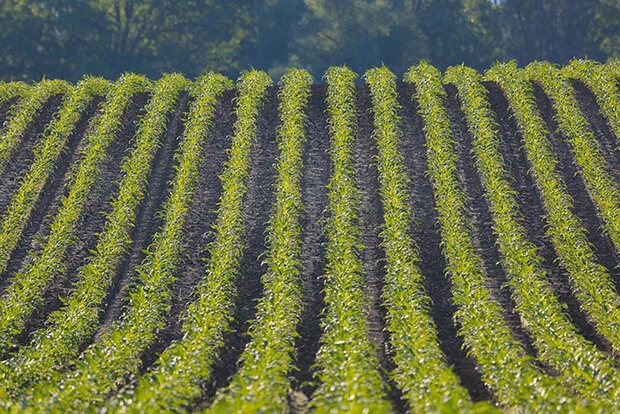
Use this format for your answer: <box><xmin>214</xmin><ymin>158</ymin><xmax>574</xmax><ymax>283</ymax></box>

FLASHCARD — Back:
<box><xmin>0</xmin><ymin>0</ymin><xmax>618</xmax><ymax>81</ymax></box>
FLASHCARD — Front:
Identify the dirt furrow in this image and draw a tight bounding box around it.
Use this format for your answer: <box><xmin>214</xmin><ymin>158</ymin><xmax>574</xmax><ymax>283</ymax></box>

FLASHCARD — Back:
<box><xmin>202</xmin><ymin>87</ymin><xmax>279</xmax><ymax>401</ymax></box>
<box><xmin>291</xmin><ymin>85</ymin><xmax>329</xmax><ymax>409</ymax></box>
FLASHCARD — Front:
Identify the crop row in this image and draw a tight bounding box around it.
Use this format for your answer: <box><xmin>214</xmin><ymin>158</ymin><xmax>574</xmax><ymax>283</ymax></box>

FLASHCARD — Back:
<box><xmin>0</xmin><ymin>74</ymin><xmax>151</xmax><ymax>355</ymax></box>
<box><xmin>209</xmin><ymin>69</ymin><xmax>313</xmax><ymax>412</ymax></box>
<box><xmin>364</xmin><ymin>67</ymin><xmax>492</xmax><ymax>413</ymax></box>
<box><xmin>446</xmin><ymin>64</ymin><xmax>618</xmax><ymax>407</ymax></box>
<box><xmin>107</xmin><ymin>70</ymin><xmax>271</xmax><ymax>413</ymax></box>
<box><xmin>405</xmin><ymin>62</ymin><xmax>576</xmax><ymax>412</ymax></box>
<box><xmin>0</xmin><ymin>77</ymin><xmax>110</xmax><ymax>285</ymax></box>
<box><xmin>0</xmin><ymin>81</ymin><xmax>29</xmax><ymax>109</ymax></box>
<box><xmin>309</xmin><ymin>66</ymin><xmax>390</xmax><ymax>413</ymax></box>
<box><xmin>563</xmin><ymin>60</ymin><xmax>620</xmax><ymax>144</ymax></box>
<box><xmin>486</xmin><ymin>62</ymin><xmax>620</xmax><ymax>355</ymax></box>
<box><xmin>15</xmin><ymin>73</ymin><xmax>232</xmax><ymax>412</ymax></box>
<box><xmin>0</xmin><ymin>79</ymin><xmax>72</xmax><ymax>175</ymax></box>
<box><xmin>527</xmin><ymin>62</ymin><xmax>620</xmax><ymax>267</ymax></box>
<box><xmin>0</xmin><ymin>74</ymin><xmax>188</xmax><ymax>399</ymax></box>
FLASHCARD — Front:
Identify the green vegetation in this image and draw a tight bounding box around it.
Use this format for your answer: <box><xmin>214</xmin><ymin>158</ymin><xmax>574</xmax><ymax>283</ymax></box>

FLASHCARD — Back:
<box><xmin>527</xmin><ymin>62</ymin><xmax>620</xmax><ymax>259</ymax></box>
<box><xmin>364</xmin><ymin>66</ymin><xmax>490</xmax><ymax>413</ymax></box>
<box><xmin>310</xmin><ymin>66</ymin><xmax>390</xmax><ymax>413</ymax></box>
<box><xmin>406</xmin><ymin>62</ymin><xmax>575</xmax><ymax>412</ymax></box>
<box><xmin>105</xmin><ymin>70</ymin><xmax>270</xmax><ymax>413</ymax></box>
<box><xmin>563</xmin><ymin>60</ymin><xmax>620</xmax><ymax>144</ymax></box>
<box><xmin>0</xmin><ymin>82</ymin><xmax>29</xmax><ymax>107</ymax></box>
<box><xmin>0</xmin><ymin>60</ymin><xmax>619</xmax><ymax>412</ymax></box>
<box><xmin>0</xmin><ymin>77</ymin><xmax>109</xmax><ymax>281</ymax></box>
<box><xmin>208</xmin><ymin>69</ymin><xmax>312</xmax><ymax>413</ymax></box>
<box><xmin>446</xmin><ymin>64</ymin><xmax>619</xmax><ymax>406</ymax></box>
<box><xmin>17</xmin><ymin>73</ymin><xmax>231</xmax><ymax>412</ymax></box>
<box><xmin>0</xmin><ymin>74</ymin><xmax>187</xmax><ymax>397</ymax></box>
<box><xmin>486</xmin><ymin>62</ymin><xmax>620</xmax><ymax>354</ymax></box>
<box><xmin>0</xmin><ymin>79</ymin><xmax>71</xmax><ymax>175</ymax></box>
<box><xmin>2</xmin><ymin>1</ymin><xmax>618</xmax><ymax>81</ymax></box>
<box><xmin>0</xmin><ymin>74</ymin><xmax>149</xmax><ymax>354</ymax></box>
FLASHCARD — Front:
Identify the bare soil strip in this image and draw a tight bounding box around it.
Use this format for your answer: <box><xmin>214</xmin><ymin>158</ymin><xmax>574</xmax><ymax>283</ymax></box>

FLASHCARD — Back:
<box><xmin>202</xmin><ymin>87</ymin><xmax>279</xmax><ymax>402</ymax></box>
<box><xmin>290</xmin><ymin>85</ymin><xmax>329</xmax><ymax>407</ymax></box>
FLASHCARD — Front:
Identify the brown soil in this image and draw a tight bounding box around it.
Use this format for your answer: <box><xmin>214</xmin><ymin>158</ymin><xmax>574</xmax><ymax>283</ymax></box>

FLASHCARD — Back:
<box><xmin>202</xmin><ymin>86</ymin><xmax>279</xmax><ymax>401</ymax></box>
<box><xmin>291</xmin><ymin>85</ymin><xmax>329</xmax><ymax>402</ymax></box>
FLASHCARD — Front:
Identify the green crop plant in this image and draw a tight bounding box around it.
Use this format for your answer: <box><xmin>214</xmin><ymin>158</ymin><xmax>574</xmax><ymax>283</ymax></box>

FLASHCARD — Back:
<box><xmin>16</xmin><ymin>73</ymin><xmax>232</xmax><ymax>413</ymax></box>
<box><xmin>563</xmin><ymin>60</ymin><xmax>620</xmax><ymax>145</ymax></box>
<box><xmin>0</xmin><ymin>74</ymin><xmax>150</xmax><ymax>355</ymax></box>
<box><xmin>365</xmin><ymin>66</ymin><xmax>496</xmax><ymax>413</ymax></box>
<box><xmin>309</xmin><ymin>66</ymin><xmax>391</xmax><ymax>413</ymax></box>
<box><xmin>0</xmin><ymin>79</ymin><xmax>71</xmax><ymax>175</ymax></box>
<box><xmin>0</xmin><ymin>77</ymin><xmax>110</xmax><ymax>280</ymax></box>
<box><xmin>446</xmin><ymin>64</ymin><xmax>619</xmax><ymax>407</ymax></box>
<box><xmin>106</xmin><ymin>70</ymin><xmax>271</xmax><ymax>413</ymax></box>
<box><xmin>0</xmin><ymin>74</ymin><xmax>188</xmax><ymax>399</ymax></box>
<box><xmin>98</xmin><ymin>69</ymin><xmax>271</xmax><ymax>413</ymax></box>
<box><xmin>527</xmin><ymin>61</ymin><xmax>620</xmax><ymax>261</ymax></box>
<box><xmin>487</xmin><ymin>62</ymin><xmax>620</xmax><ymax>354</ymax></box>
<box><xmin>207</xmin><ymin>69</ymin><xmax>312</xmax><ymax>413</ymax></box>
<box><xmin>605</xmin><ymin>59</ymin><xmax>620</xmax><ymax>80</ymax></box>
<box><xmin>0</xmin><ymin>81</ymin><xmax>29</xmax><ymax>107</ymax></box>
<box><xmin>405</xmin><ymin>62</ymin><xmax>576</xmax><ymax>412</ymax></box>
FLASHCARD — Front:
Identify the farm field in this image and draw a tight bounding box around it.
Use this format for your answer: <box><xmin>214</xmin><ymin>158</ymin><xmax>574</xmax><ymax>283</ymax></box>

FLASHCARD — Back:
<box><xmin>0</xmin><ymin>60</ymin><xmax>618</xmax><ymax>412</ymax></box>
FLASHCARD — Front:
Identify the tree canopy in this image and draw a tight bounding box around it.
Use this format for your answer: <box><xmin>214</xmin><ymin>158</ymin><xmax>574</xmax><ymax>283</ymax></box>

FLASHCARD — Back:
<box><xmin>0</xmin><ymin>0</ymin><xmax>618</xmax><ymax>81</ymax></box>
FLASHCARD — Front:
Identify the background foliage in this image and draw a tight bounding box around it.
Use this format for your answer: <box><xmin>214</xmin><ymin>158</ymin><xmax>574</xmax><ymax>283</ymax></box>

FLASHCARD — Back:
<box><xmin>0</xmin><ymin>0</ymin><xmax>618</xmax><ymax>81</ymax></box>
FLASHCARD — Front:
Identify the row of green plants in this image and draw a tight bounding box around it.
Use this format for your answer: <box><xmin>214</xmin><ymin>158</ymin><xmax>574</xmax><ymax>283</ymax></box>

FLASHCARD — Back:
<box><xmin>605</xmin><ymin>59</ymin><xmax>620</xmax><ymax>81</ymax></box>
<box><xmin>17</xmin><ymin>73</ymin><xmax>233</xmax><ymax>412</ymax></box>
<box><xmin>405</xmin><ymin>62</ymin><xmax>576</xmax><ymax>412</ymax></box>
<box><xmin>364</xmin><ymin>67</ymin><xmax>492</xmax><ymax>413</ymax></box>
<box><xmin>0</xmin><ymin>74</ymin><xmax>151</xmax><ymax>355</ymax></box>
<box><xmin>310</xmin><ymin>66</ymin><xmax>390</xmax><ymax>413</ymax></box>
<box><xmin>0</xmin><ymin>77</ymin><xmax>110</xmax><ymax>281</ymax></box>
<box><xmin>562</xmin><ymin>60</ymin><xmax>620</xmax><ymax>144</ymax></box>
<box><xmin>0</xmin><ymin>79</ymin><xmax>72</xmax><ymax>175</ymax></box>
<box><xmin>208</xmin><ymin>69</ymin><xmax>313</xmax><ymax>413</ymax></box>
<box><xmin>446</xmin><ymin>64</ymin><xmax>619</xmax><ymax>407</ymax></box>
<box><xmin>486</xmin><ymin>62</ymin><xmax>620</xmax><ymax>354</ymax></box>
<box><xmin>0</xmin><ymin>74</ymin><xmax>188</xmax><ymax>399</ymax></box>
<box><xmin>0</xmin><ymin>82</ymin><xmax>29</xmax><ymax>109</ymax></box>
<box><xmin>107</xmin><ymin>70</ymin><xmax>272</xmax><ymax>413</ymax></box>
<box><xmin>528</xmin><ymin>61</ymin><xmax>620</xmax><ymax>263</ymax></box>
